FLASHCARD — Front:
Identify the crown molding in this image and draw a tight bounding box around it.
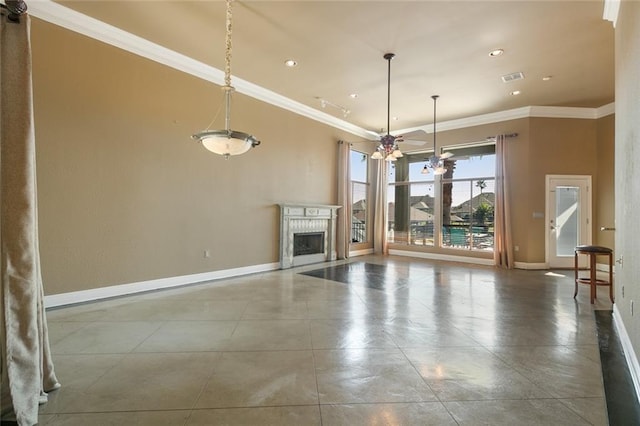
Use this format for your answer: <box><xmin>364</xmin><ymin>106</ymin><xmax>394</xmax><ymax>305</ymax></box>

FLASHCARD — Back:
<box><xmin>400</xmin><ymin>103</ymin><xmax>614</xmax><ymax>135</ymax></box>
<box><xmin>29</xmin><ymin>0</ymin><xmax>614</xmax><ymax>140</ymax></box>
<box><xmin>603</xmin><ymin>0</ymin><xmax>621</xmax><ymax>28</ymax></box>
<box><xmin>596</xmin><ymin>102</ymin><xmax>616</xmax><ymax>118</ymax></box>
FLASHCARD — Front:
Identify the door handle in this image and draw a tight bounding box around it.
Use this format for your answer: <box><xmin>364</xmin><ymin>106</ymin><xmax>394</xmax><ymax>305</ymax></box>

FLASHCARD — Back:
<box><xmin>600</xmin><ymin>227</ymin><xmax>616</xmax><ymax>231</ymax></box>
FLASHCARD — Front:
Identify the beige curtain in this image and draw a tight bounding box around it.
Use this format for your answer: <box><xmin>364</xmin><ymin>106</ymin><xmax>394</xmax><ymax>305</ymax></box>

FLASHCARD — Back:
<box><xmin>1</xmin><ymin>13</ymin><xmax>60</xmax><ymax>425</ymax></box>
<box><xmin>494</xmin><ymin>135</ymin><xmax>514</xmax><ymax>268</ymax></box>
<box><xmin>336</xmin><ymin>141</ymin><xmax>351</xmax><ymax>259</ymax></box>
<box><xmin>373</xmin><ymin>159</ymin><xmax>388</xmax><ymax>254</ymax></box>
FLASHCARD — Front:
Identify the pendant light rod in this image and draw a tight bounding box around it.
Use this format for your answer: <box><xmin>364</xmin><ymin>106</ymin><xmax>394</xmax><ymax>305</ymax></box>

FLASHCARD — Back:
<box><xmin>384</xmin><ymin>53</ymin><xmax>395</xmax><ymax>136</ymax></box>
<box><xmin>432</xmin><ymin>94</ymin><xmax>439</xmax><ymax>153</ymax></box>
<box><xmin>223</xmin><ymin>87</ymin><xmax>232</xmax><ymax>131</ymax></box>
<box><xmin>224</xmin><ymin>0</ymin><xmax>232</xmax><ymax>87</ymax></box>
<box><xmin>223</xmin><ymin>0</ymin><xmax>233</xmax><ymax>131</ymax></box>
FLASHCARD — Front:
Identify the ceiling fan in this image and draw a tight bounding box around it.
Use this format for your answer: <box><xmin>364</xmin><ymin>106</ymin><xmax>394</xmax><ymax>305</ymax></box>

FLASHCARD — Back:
<box><xmin>371</xmin><ymin>53</ymin><xmax>428</xmax><ymax>161</ymax></box>
<box><xmin>422</xmin><ymin>95</ymin><xmax>453</xmax><ymax>175</ymax></box>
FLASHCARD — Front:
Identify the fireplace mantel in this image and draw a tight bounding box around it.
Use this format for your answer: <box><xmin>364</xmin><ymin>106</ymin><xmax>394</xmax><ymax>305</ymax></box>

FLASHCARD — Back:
<box><xmin>279</xmin><ymin>203</ymin><xmax>340</xmax><ymax>269</ymax></box>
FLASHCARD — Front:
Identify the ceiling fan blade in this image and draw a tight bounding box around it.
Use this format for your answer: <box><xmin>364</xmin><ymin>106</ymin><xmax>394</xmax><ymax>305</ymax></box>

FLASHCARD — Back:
<box><xmin>398</xmin><ymin>140</ymin><xmax>427</xmax><ymax>147</ymax></box>
<box><xmin>396</xmin><ymin>129</ymin><xmax>428</xmax><ymax>142</ymax></box>
<box><xmin>440</xmin><ymin>151</ymin><xmax>454</xmax><ymax>159</ymax></box>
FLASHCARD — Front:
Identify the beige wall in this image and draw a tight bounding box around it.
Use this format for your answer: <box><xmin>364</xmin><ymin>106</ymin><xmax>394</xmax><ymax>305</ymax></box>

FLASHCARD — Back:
<box><xmin>32</xmin><ymin>18</ymin><xmax>616</xmax><ymax>296</ymax></box>
<box><xmin>614</xmin><ymin>1</ymin><xmax>640</xmax><ymax>361</ymax></box>
<box><xmin>595</xmin><ymin>114</ymin><xmax>615</xmax><ymax>250</ymax></box>
<box><xmin>32</xmin><ymin>19</ymin><xmax>355</xmax><ymax>295</ymax></box>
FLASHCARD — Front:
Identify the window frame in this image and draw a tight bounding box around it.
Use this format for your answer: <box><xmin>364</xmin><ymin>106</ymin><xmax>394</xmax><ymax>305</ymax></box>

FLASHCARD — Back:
<box><xmin>349</xmin><ymin>148</ymin><xmax>370</xmax><ymax>245</ymax></box>
<box><xmin>386</xmin><ymin>142</ymin><xmax>496</xmax><ymax>252</ymax></box>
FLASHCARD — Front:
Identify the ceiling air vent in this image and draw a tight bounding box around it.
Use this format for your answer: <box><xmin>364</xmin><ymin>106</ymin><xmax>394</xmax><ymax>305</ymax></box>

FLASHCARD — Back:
<box><xmin>501</xmin><ymin>71</ymin><xmax>525</xmax><ymax>83</ymax></box>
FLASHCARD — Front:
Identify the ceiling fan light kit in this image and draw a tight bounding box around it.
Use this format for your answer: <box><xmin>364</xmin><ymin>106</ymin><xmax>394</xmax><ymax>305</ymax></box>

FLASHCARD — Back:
<box><xmin>192</xmin><ymin>0</ymin><xmax>260</xmax><ymax>159</ymax></box>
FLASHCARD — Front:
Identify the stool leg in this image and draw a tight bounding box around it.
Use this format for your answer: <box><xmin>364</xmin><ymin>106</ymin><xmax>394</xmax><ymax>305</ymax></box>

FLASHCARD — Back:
<box><xmin>609</xmin><ymin>252</ymin><xmax>614</xmax><ymax>303</ymax></box>
<box><xmin>574</xmin><ymin>251</ymin><xmax>578</xmax><ymax>299</ymax></box>
<box><xmin>590</xmin><ymin>253</ymin><xmax>596</xmax><ymax>304</ymax></box>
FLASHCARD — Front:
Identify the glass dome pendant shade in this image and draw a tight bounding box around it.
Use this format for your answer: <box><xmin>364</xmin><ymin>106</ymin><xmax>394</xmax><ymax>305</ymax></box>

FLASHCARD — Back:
<box><xmin>194</xmin><ymin>87</ymin><xmax>260</xmax><ymax>159</ymax></box>
<box><xmin>192</xmin><ymin>0</ymin><xmax>260</xmax><ymax>159</ymax></box>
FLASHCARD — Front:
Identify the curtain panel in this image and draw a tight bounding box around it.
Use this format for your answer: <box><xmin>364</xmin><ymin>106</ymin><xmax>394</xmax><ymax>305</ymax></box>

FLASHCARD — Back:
<box><xmin>336</xmin><ymin>141</ymin><xmax>351</xmax><ymax>259</ymax></box>
<box><xmin>1</xmin><ymin>13</ymin><xmax>60</xmax><ymax>425</ymax></box>
<box><xmin>373</xmin><ymin>159</ymin><xmax>388</xmax><ymax>254</ymax></box>
<box><xmin>493</xmin><ymin>135</ymin><xmax>514</xmax><ymax>268</ymax></box>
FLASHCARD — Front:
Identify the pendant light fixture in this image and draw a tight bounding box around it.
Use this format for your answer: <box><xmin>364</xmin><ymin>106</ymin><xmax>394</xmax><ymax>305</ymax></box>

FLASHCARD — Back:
<box><xmin>192</xmin><ymin>0</ymin><xmax>260</xmax><ymax>159</ymax></box>
<box><xmin>372</xmin><ymin>53</ymin><xmax>403</xmax><ymax>161</ymax></box>
<box><xmin>421</xmin><ymin>95</ymin><xmax>453</xmax><ymax>175</ymax></box>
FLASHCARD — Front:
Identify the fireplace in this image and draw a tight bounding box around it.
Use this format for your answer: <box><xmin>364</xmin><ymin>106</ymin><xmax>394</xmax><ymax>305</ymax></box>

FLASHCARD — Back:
<box><xmin>294</xmin><ymin>232</ymin><xmax>325</xmax><ymax>256</ymax></box>
<box><xmin>279</xmin><ymin>204</ymin><xmax>340</xmax><ymax>269</ymax></box>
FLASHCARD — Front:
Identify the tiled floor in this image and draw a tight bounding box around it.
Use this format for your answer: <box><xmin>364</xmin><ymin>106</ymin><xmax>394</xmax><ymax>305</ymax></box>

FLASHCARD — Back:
<box><xmin>39</xmin><ymin>255</ymin><xmax>614</xmax><ymax>425</ymax></box>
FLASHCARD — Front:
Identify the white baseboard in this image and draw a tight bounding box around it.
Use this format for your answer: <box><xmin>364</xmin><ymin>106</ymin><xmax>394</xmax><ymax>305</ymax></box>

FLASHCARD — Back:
<box><xmin>388</xmin><ymin>249</ymin><xmax>495</xmax><ymax>266</ymax></box>
<box><xmin>612</xmin><ymin>305</ymin><xmax>640</xmax><ymax>404</ymax></box>
<box><xmin>44</xmin><ymin>262</ymin><xmax>280</xmax><ymax>309</ymax></box>
<box><xmin>349</xmin><ymin>248</ymin><xmax>374</xmax><ymax>257</ymax></box>
<box><xmin>513</xmin><ymin>262</ymin><xmax>548</xmax><ymax>270</ymax></box>
<box><xmin>512</xmin><ymin>262</ymin><xmax>614</xmax><ymax>271</ymax></box>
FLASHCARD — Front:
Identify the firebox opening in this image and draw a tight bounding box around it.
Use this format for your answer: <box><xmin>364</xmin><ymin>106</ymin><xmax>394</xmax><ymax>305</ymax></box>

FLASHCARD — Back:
<box><xmin>293</xmin><ymin>232</ymin><xmax>325</xmax><ymax>257</ymax></box>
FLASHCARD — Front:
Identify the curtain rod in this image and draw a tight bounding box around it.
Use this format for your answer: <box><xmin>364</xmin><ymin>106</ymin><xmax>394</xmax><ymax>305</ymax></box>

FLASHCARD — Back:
<box><xmin>443</xmin><ymin>133</ymin><xmax>519</xmax><ymax>150</ymax></box>
<box><xmin>487</xmin><ymin>133</ymin><xmax>518</xmax><ymax>140</ymax></box>
<box><xmin>1</xmin><ymin>0</ymin><xmax>28</xmax><ymax>23</ymax></box>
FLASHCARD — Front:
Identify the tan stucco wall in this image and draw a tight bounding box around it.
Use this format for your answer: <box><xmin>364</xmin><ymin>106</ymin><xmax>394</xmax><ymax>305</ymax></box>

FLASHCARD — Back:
<box><xmin>595</xmin><ymin>114</ymin><xmax>615</xmax><ymax>250</ymax></box>
<box><xmin>614</xmin><ymin>0</ymin><xmax>640</xmax><ymax>360</ymax></box>
<box><xmin>32</xmin><ymin>19</ymin><xmax>355</xmax><ymax>295</ymax></box>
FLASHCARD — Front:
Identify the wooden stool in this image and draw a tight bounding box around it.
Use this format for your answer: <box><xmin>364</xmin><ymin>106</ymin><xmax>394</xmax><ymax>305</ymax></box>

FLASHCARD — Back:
<box><xmin>574</xmin><ymin>245</ymin><xmax>614</xmax><ymax>304</ymax></box>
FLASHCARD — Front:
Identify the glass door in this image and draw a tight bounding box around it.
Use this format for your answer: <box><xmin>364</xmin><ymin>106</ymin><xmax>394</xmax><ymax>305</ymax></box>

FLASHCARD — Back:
<box><xmin>546</xmin><ymin>175</ymin><xmax>592</xmax><ymax>268</ymax></box>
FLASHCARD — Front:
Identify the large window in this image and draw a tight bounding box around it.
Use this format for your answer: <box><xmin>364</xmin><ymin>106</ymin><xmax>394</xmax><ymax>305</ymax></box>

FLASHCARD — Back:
<box><xmin>350</xmin><ymin>149</ymin><xmax>369</xmax><ymax>243</ymax></box>
<box><xmin>387</xmin><ymin>153</ymin><xmax>436</xmax><ymax>246</ymax></box>
<box><xmin>388</xmin><ymin>143</ymin><xmax>495</xmax><ymax>251</ymax></box>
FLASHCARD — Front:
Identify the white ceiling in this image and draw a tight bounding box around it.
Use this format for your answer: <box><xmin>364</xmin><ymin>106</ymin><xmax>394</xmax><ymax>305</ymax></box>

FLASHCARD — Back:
<box><xmin>48</xmin><ymin>0</ymin><xmax>614</xmax><ymax>136</ymax></box>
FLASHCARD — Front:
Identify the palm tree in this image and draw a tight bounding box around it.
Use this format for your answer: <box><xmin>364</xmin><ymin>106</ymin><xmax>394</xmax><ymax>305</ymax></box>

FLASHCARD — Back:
<box><xmin>475</xmin><ymin>179</ymin><xmax>486</xmax><ymax>195</ymax></box>
<box><xmin>474</xmin><ymin>202</ymin><xmax>493</xmax><ymax>225</ymax></box>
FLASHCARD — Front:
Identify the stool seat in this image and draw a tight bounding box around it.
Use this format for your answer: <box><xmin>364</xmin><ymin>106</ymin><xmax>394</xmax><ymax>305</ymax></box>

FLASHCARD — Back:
<box><xmin>574</xmin><ymin>245</ymin><xmax>614</xmax><ymax>304</ymax></box>
<box><xmin>575</xmin><ymin>245</ymin><xmax>613</xmax><ymax>254</ymax></box>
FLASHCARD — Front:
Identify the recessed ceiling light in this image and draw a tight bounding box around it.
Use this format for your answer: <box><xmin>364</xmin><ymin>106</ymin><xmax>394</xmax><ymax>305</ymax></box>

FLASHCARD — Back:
<box><xmin>542</xmin><ymin>75</ymin><xmax>552</xmax><ymax>81</ymax></box>
<box><xmin>349</xmin><ymin>93</ymin><xmax>358</xmax><ymax>99</ymax></box>
<box><xmin>489</xmin><ymin>49</ymin><xmax>504</xmax><ymax>57</ymax></box>
<box><xmin>284</xmin><ymin>59</ymin><xmax>297</xmax><ymax>67</ymax></box>
<box><xmin>510</xmin><ymin>90</ymin><xmax>521</xmax><ymax>96</ymax></box>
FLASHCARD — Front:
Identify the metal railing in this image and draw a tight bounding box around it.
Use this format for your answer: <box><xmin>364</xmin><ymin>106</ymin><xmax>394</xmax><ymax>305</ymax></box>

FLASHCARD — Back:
<box><xmin>351</xmin><ymin>220</ymin><xmax>366</xmax><ymax>243</ymax></box>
